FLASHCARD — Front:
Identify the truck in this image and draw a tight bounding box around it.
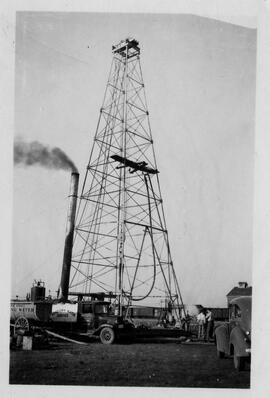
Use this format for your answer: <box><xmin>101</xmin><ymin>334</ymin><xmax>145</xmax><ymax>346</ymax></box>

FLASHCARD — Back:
<box><xmin>11</xmin><ymin>287</ymin><xmax>135</xmax><ymax>345</ymax></box>
<box><xmin>214</xmin><ymin>296</ymin><xmax>251</xmax><ymax>371</ymax></box>
<box><xmin>50</xmin><ymin>296</ymin><xmax>135</xmax><ymax>344</ymax></box>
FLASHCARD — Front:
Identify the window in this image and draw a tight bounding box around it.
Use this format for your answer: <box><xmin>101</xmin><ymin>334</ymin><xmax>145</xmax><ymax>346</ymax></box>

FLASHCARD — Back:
<box><xmin>229</xmin><ymin>304</ymin><xmax>242</xmax><ymax>320</ymax></box>
<box><xmin>82</xmin><ymin>303</ymin><xmax>92</xmax><ymax>314</ymax></box>
<box><xmin>235</xmin><ymin>304</ymin><xmax>242</xmax><ymax>318</ymax></box>
<box><xmin>229</xmin><ymin>305</ymin><xmax>235</xmax><ymax>320</ymax></box>
<box><xmin>95</xmin><ymin>304</ymin><xmax>109</xmax><ymax>314</ymax></box>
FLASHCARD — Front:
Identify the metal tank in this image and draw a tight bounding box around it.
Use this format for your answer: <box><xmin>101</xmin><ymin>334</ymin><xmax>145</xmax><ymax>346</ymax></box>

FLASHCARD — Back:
<box><xmin>30</xmin><ymin>280</ymin><xmax>46</xmax><ymax>301</ymax></box>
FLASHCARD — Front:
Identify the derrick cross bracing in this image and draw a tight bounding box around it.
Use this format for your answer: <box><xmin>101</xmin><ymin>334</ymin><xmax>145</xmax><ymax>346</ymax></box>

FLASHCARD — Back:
<box><xmin>68</xmin><ymin>38</ymin><xmax>185</xmax><ymax>319</ymax></box>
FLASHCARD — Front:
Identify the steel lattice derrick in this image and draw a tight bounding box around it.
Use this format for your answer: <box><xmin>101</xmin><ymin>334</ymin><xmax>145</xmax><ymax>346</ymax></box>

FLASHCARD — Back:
<box><xmin>69</xmin><ymin>38</ymin><xmax>184</xmax><ymax>315</ymax></box>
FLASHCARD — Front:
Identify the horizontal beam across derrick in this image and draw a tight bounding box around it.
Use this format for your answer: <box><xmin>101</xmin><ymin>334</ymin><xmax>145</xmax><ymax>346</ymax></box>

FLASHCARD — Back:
<box><xmin>72</xmin><ymin>260</ymin><xmax>116</xmax><ymax>268</ymax></box>
<box><xmin>75</xmin><ymin>228</ymin><xmax>117</xmax><ymax>239</ymax></box>
<box><xmin>124</xmin><ymin>220</ymin><xmax>167</xmax><ymax>233</ymax></box>
<box><xmin>79</xmin><ymin>197</ymin><xmax>119</xmax><ymax>209</ymax></box>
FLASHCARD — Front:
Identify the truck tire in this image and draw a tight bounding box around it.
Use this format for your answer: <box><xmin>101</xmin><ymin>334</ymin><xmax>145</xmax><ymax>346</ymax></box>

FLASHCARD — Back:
<box><xmin>217</xmin><ymin>350</ymin><xmax>225</xmax><ymax>359</ymax></box>
<box><xmin>233</xmin><ymin>352</ymin><xmax>245</xmax><ymax>371</ymax></box>
<box><xmin>100</xmin><ymin>327</ymin><xmax>115</xmax><ymax>345</ymax></box>
<box><xmin>14</xmin><ymin>316</ymin><xmax>29</xmax><ymax>333</ymax></box>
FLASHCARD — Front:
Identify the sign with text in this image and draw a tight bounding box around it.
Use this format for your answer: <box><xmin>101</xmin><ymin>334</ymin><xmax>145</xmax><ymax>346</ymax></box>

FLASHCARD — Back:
<box><xmin>51</xmin><ymin>302</ymin><xmax>78</xmax><ymax>323</ymax></box>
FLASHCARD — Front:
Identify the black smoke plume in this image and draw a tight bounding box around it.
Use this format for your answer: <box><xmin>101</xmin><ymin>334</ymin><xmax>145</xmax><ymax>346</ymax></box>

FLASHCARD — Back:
<box><xmin>14</xmin><ymin>140</ymin><xmax>78</xmax><ymax>173</ymax></box>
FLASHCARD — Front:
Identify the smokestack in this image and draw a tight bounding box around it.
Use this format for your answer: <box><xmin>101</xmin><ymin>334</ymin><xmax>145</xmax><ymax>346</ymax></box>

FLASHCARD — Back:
<box><xmin>59</xmin><ymin>172</ymin><xmax>79</xmax><ymax>301</ymax></box>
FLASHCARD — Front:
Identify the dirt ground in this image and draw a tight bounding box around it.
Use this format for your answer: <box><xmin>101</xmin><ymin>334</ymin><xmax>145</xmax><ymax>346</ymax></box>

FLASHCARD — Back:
<box><xmin>9</xmin><ymin>339</ymin><xmax>250</xmax><ymax>388</ymax></box>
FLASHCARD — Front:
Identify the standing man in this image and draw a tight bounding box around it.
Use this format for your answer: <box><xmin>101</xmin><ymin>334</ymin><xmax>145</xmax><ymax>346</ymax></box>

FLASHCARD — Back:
<box><xmin>205</xmin><ymin>308</ymin><xmax>214</xmax><ymax>341</ymax></box>
<box><xmin>185</xmin><ymin>311</ymin><xmax>191</xmax><ymax>333</ymax></box>
<box><xmin>196</xmin><ymin>308</ymin><xmax>206</xmax><ymax>340</ymax></box>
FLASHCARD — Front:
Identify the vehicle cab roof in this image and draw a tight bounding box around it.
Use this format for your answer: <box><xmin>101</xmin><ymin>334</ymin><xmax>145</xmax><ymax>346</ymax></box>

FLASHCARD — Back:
<box><xmin>230</xmin><ymin>296</ymin><xmax>251</xmax><ymax>310</ymax></box>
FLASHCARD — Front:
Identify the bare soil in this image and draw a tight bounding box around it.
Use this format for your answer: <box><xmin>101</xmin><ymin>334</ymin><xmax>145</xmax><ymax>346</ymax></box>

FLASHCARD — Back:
<box><xmin>9</xmin><ymin>339</ymin><xmax>250</xmax><ymax>388</ymax></box>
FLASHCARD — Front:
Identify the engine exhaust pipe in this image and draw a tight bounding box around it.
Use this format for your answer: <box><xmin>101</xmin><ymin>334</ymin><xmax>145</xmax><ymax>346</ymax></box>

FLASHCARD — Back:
<box><xmin>58</xmin><ymin>172</ymin><xmax>79</xmax><ymax>301</ymax></box>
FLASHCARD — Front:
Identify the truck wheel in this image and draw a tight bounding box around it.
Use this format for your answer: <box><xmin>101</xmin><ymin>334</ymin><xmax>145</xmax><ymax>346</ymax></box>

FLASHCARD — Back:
<box><xmin>233</xmin><ymin>352</ymin><xmax>245</xmax><ymax>371</ymax></box>
<box><xmin>217</xmin><ymin>350</ymin><xmax>225</xmax><ymax>359</ymax></box>
<box><xmin>14</xmin><ymin>316</ymin><xmax>29</xmax><ymax>333</ymax></box>
<box><xmin>100</xmin><ymin>327</ymin><xmax>115</xmax><ymax>345</ymax></box>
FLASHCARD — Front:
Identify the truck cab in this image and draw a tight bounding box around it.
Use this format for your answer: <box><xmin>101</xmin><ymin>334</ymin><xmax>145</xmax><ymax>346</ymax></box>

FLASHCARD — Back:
<box><xmin>51</xmin><ymin>299</ymin><xmax>134</xmax><ymax>344</ymax></box>
<box><xmin>78</xmin><ymin>300</ymin><xmax>116</xmax><ymax>330</ymax></box>
<box><xmin>214</xmin><ymin>296</ymin><xmax>251</xmax><ymax>370</ymax></box>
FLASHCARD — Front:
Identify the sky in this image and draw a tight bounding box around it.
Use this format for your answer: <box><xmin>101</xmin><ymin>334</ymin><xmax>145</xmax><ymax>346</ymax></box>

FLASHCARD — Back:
<box><xmin>12</xmin><ymin>12</ymin><xmax>256</xmax><ymax>307</ymax></box>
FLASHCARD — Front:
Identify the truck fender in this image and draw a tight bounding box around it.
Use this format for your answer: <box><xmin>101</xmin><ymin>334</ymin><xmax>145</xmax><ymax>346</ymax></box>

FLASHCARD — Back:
<box><xmin>215</xmin><ymin>323</ymin><xmax>229</xmax><ymax>355</ymax></box>
<box><xmin>230</xmin><ymin>327</ymin><xmax>250</xmax><ymax>357</ymax></box>
<box><xmin>92</xmin><ymin>323</ymin><xmax>115</xmax><ymax>336</ymax></box>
